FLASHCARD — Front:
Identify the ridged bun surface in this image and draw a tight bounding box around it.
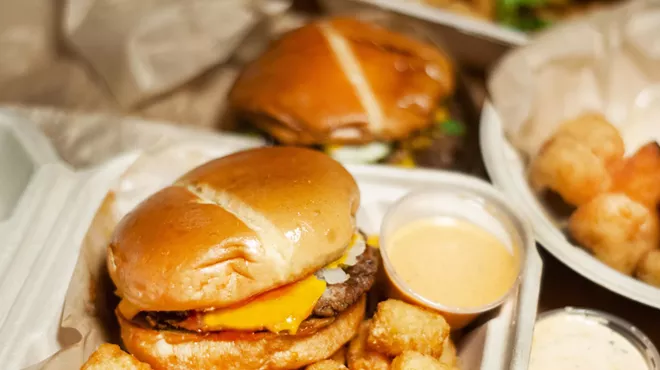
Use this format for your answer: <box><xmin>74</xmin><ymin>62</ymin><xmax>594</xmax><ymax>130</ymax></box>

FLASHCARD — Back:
<box><xmin>119</xmin><ymin>296</ymin><xmax>365</xmax><ymax>370</ymax></box>
<box><xmin>108</xmin><ymin>147</ymin><xmax>359</xmax><ymax>311</ymax></box>
<box><xmin>228</xmin><ymin>17</ymin><xmax>454</xmax><ymax>145</ymax></box>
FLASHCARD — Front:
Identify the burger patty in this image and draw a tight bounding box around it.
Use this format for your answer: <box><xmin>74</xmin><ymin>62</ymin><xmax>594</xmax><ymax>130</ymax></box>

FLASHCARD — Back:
<box><xmin>138</xmin><ymin>245</ymin><xmax>379</xmax><ymax>332</ymax></box>
<box><xmin>312</xmin><ymin>245</ymin><xmax>378</xmax><ymax>317</ymax></box>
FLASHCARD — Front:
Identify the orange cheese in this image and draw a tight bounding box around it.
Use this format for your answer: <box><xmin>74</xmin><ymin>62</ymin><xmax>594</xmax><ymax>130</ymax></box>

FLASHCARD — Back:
<box><xmin>116</xmin><ymin>234</ymin><xmax>369</xmax><ymax>333</ymax></box>
<box><xmin>202</xmin><ymin>275</ymin><xmax>327</xmax><ymax>334</ymax></box>
<box><xmin>367</xmin><ymin>235</ymin><xmax>380</xmax><ymax>248</ymax></box>
<box><xmin>325</xmin><ymin>233</ymin><xmax>361</xmax><ymax>269</ymax></box>
<box><xmin>117</xmin><ymin>298</ymin><xmax>142</xmax><ymax>320</ymax></box>
<box><xmin>118</xmin><ymin>276</ymin><xmax>327</xmax><ymax>334</ymax></box>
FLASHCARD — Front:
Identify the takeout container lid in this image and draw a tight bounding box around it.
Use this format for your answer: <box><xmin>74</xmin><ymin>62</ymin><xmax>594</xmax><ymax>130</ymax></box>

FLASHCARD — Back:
<box><xmin>479</xmin><ymin>100</ymin><xmax>660</xmax><ymax>309</ymax></box>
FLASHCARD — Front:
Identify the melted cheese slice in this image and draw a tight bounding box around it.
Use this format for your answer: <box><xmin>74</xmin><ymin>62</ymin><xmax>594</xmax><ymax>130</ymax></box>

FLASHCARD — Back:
<box><xmin>118</xmin><ymin>299</ymin><xmax>142</xmax><ymax>320</ymax></box>
<box><xmin>116</xmin><ymin>276</ymin><xmax>326</xmax><ymax>335</ymax></box>
<box><xmin>202</xmin><ymin>275</ymin><xmax>326</xmax><ymax>334</ymax></box>
<box><xmin>367</xmin><ymin>235</ymin><xmax>380</xmax><ymax>248</ymax></box>
<box><xmin>117</xmin><ymin>233</ymin><xmax>367</xmax><ymax>334</ymax></box>
<box><xmin>326</xmin><ymin>233</ymin><xmax>358</xmax><ymax>269</ymax></box>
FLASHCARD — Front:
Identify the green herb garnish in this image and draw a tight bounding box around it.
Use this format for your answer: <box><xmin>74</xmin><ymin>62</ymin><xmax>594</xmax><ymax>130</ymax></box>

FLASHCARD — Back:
<box><xmin>439</xmin><ymin>119</ymin><xmax>466</xmax><ymax>136</ymax></box>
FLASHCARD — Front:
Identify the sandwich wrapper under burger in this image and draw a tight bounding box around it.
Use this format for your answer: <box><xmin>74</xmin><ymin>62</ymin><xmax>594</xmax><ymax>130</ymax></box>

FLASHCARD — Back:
<box><xmin>489</xmin><ymin>0</ymin><xmax>660</xmax><ymax>159</ymax></box>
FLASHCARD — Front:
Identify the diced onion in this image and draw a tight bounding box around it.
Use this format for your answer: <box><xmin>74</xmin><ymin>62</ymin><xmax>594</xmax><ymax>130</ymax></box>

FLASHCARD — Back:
<box><xmin>318</xmin><ymin>268</ymin><xmax>350</xmax><ymax>284</ymax></box>
<box><xmin>344</xmin><ymin>233</ymin><xmax>366</xmax><ymax>266</ymax></box>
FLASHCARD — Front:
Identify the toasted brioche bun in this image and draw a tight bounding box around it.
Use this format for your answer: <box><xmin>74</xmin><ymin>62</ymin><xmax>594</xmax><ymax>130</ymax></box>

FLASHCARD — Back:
<box><xmin>119</xmin><ymin>296</ymin><xmax>366</xmax><ymax>370</ymax></box>
<box><xmin>228</xmin><ymin>17</ymin><xmax>454</xmax><ymax>145</ymax></box>
<box><xmin>108</xmin><ymin>147</ymin><xmax>360</xmax><ymax>311</ymax></box>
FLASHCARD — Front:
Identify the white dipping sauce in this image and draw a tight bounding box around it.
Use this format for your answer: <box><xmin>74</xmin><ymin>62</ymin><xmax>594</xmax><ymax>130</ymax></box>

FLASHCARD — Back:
<box><xmin>530</xmin><ymin>313</ymin><xmax>649</xmax><ymax>370</ymax></box>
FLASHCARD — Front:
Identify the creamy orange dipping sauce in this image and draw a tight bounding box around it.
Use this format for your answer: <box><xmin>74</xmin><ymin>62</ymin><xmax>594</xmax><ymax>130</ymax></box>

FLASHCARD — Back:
<box><xmin>387</xmin><ymin>217</ymin><xmax>519</xmax><ymax>309</ymax></box>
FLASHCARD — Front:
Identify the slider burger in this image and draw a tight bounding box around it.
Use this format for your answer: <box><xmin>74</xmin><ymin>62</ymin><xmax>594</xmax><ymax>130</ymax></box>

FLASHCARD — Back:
<box><xmin>228</xmin><ymin>17</ymin><xmax>461</xmax><ymax>168</ymax></box>
<box><xmin>108</xmin><ymin>147</ymin><xmax>377</xmax><ymax>369</ymax></box>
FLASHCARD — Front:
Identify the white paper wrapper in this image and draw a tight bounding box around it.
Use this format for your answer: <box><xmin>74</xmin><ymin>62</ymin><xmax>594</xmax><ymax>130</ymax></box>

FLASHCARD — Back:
<box><xmin>489</xmin><ymin>0</ymin><xmax>660</xmax><ymax>159</ymax></box>
<box><xmin>0</xmin><ymin>0</ymin><xmax>292</xmax><ymax>128</ymax></box>
<box><xmin>64</xmin><ymin>0</ymin><xmax>263</xmax><ymax>107</ymax></box>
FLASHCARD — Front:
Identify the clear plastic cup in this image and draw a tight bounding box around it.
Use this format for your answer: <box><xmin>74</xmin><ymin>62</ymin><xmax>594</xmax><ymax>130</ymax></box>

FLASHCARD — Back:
<box><xmin>379</xmin><ymin>180</ymin><xmax>533</xmax><ymax>329</ymax></box>
<box><xmin>532</xmin><ymin>308</ymin><xmax>660</xmax><ymax>370</ymax></box>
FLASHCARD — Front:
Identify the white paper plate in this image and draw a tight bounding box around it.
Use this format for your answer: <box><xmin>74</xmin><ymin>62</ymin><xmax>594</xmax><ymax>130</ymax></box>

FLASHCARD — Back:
<box><xmin>321</xmin><ymin>0</ymin><xmax>528</xmax><ymax>71</ymax></box>
<box><xmin>480</xmin><ymin>101</ymin><xmax>660</xmax><ymax>309</ymax></box>
<box><xmin>348</xmin><ymin>0</ymin><xmax>527</xmax><ymax>46</ymax></box>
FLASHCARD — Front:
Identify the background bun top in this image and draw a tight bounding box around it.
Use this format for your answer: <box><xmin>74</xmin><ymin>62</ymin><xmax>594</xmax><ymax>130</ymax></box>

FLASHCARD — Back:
<box><xmin>108</xmin><ymin>147</ymin><xmax>360</xmax><ymax>312</ymax></box>
<box><xmin>229</xmin><ymin>17</ymin><xmax>454</xmax><ymax>145</ymax></box>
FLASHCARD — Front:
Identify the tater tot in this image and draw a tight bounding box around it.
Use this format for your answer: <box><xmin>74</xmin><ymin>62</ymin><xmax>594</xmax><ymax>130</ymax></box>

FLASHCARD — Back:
<box><xmin>529</xmin><ymin>113</ymin><xmax>625</xmax><ymax>207</ymax></box>
<box><xmin>554</xmin><ymin>113</ymin><xmax>624</xmax><ymax>167</ymax></box>
<box><xmin>569</xmin><ymin>193</ymin><xmax>659</xmax><ymax>275</ymax></box>
<box><xmin>348</xmin><ymin>321</ymin><xmax>391</xmax><ymax>370</ymax></box>
<box><xmin>610</xmin><ymin>142</ymin><xmax>660</xmax><ymax>209</ymax></box>
<box><xmin>391</xmin><ymin>351</ymin><xmax>450</xmax><ymax>370</ymax></box>
<box><xmin>529</xmin><ymin>136</ymin><xmax>611</xmax><ymax>206</ymax></box>
<box><xmin>330</xmin><ymin>345</ymin><xmax>347</xmax><ymax>365</ymax></box>
<box><xmin>637</xmin><ymin>249</ymin><xmax>660</xmax><ymax>287</ymax></box>
<box><xmin>437</xmin><ymin>337</ymin><xmax>458</xmax><ymax>368</ymax></box>
<box><xmin>81</xmin><ymin>344</ymin><xmax>152</xmax><ymax>370</ymax></box>
<box><xmin>305</xmin><ymin>360</ymin><xmax>348</xmax><ymax>370</ymax></box>
<box><xmin>367</xmin><ymin>300</ymin><xmax>449</xmax><ymax>358</ymax></box>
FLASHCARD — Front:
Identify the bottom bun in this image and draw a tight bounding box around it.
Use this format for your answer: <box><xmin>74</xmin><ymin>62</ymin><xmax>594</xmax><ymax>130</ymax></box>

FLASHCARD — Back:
<box><xmin>119</xmin><ymin>296</ymin><xmax>366</xmax><ymax>370</ymax></box>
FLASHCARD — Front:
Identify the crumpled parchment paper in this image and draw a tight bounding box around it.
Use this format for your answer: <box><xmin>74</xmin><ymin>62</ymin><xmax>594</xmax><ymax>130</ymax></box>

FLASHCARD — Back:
<box><xmin>0</xmin><ymin>0</ymin><xmax>292</xmax><ymax>128</ymax></box>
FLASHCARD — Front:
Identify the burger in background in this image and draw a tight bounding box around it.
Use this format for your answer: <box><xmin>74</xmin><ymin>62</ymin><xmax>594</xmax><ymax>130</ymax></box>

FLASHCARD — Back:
<box><xmin>227</xmin><ymin>17</ymin><xmax>476</xmax><ymax>171</ymax></box>
<box><xmin>108</xmin><ymin>147</ymin><xmax>378</xmax><ymax>369</ymax></box>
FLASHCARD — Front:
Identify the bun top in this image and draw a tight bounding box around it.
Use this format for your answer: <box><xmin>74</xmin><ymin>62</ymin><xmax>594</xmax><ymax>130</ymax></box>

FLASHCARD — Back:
<box><xmin>108</xmin><ymin>147</ymin><xmax>360</xmax><ymax>312</ymax></box>
<box><xmin>228</xmin><ymin>17</ymin><xmax>454</xmax><ymax>145</ymax></box>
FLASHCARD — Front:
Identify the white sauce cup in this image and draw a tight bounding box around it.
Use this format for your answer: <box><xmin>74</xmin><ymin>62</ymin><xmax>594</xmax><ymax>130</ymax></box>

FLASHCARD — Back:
<box><xmin>532</xmin><ymin>308</ymin><xmax>660</xmax><ymax>370</ymax></box>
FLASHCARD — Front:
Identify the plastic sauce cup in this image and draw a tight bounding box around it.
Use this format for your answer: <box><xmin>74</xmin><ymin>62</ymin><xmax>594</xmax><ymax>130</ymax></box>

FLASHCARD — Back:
<box><xmin>531</xmin><ymin>308</ymin><xmax>660</xmax><ymax>370</ymax></box>
<box><xmin>380</xmin><ymin>181</ymin><xmax>533</xmax><ymax>329</ymax></box>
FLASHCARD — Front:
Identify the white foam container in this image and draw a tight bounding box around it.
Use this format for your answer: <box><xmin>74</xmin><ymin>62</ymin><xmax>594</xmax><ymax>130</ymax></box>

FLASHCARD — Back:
<box><xmin>0</xmin><ymin>117</ymin><xmax>139</xmax><ymax>369</ymax></box>
<box><xmin>0</xmin><ymin>108</ymin><xmax>542</xmax><ymax>370</ymax></box>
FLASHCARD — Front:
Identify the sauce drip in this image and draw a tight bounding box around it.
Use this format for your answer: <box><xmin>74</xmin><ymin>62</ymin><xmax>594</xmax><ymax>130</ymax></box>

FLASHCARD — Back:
<box><xmin>387</xmin><ymin>217</ymin><xmax>518</xmax><ymax>308</ymax></box>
